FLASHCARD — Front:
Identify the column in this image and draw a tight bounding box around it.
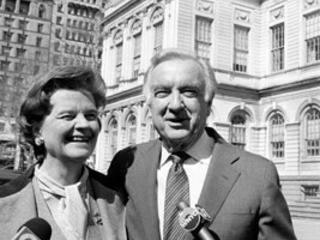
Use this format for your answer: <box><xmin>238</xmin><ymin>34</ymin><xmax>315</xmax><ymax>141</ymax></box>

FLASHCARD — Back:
<box><xmin>1</xmin><ymin>0</ymin><xmax>7</xmax><ymax>10</ymax></box>
<box><xmin>285</xmin><ymin>122</ymin><xmax>300</xmax><ymax>175</ymax></box>
<box><xmin>14</xmin><ymin>0</ymin><xmax>21</xmax><ymax>13</ymax></box>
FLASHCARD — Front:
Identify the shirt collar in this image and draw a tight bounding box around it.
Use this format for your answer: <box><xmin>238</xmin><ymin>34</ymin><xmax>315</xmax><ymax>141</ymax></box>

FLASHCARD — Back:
<box><xmin>160</xmin><ymin>129</ymin><xmax>214</xmax><ymax>167</ymax></box>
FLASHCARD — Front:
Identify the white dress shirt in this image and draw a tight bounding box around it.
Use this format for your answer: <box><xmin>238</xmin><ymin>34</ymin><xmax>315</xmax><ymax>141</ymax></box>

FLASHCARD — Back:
<box><xmin>157</xmin><ymin>130</ymin><xmax>214</xmax><ymax>238</ymax></box>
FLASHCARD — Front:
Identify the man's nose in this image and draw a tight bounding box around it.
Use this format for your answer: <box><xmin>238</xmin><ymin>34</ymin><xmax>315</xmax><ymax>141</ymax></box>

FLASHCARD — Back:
<box><xmin>168</xmin><ymin>93</ymin><xmax>184</xmax><ymax>110</ymax></box>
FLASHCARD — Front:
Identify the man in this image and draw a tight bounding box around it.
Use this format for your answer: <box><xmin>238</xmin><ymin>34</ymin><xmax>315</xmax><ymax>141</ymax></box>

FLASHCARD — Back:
<box><xmin>107</xmin><ymin>49</ymin><xmax>297</xmax><ymax>240</ymax></box>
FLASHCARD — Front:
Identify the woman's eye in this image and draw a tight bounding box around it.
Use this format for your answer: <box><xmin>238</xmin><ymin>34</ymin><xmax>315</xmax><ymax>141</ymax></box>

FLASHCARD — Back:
<box><xmin>86</xmin><ymin>113</ymin><xmax>98</xmax><ymax>121</ymax></box>
<box><xmin>60</xmin><ymin>114</ymin><xmax>74</xmax><ymax>120</ymax></box>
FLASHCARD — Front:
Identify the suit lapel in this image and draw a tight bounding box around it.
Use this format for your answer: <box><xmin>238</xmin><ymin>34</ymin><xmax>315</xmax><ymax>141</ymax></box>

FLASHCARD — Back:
<box><xmin>135</xmin><ymin>141</ymin><xmax>162</xmax><ymax>240</ymax></box>
<box><xmin>198</xmin><ymin>141</ymin><xmax>241</xmax><ymax>222</ymax></box>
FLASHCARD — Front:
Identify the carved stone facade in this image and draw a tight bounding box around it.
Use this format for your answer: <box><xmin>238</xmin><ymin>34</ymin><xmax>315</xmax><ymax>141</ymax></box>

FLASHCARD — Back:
<box><xmin>99</xmin><ymin>0</ymin><xmax>320</xmax><ymax>231</ymax></box>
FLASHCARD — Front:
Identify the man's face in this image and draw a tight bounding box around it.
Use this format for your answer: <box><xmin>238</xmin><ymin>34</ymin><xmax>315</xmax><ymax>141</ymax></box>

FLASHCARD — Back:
<box><xmin>147</xmin><ymin>59</ymin><xmax>210</xmax><ymax>151</ymax></box>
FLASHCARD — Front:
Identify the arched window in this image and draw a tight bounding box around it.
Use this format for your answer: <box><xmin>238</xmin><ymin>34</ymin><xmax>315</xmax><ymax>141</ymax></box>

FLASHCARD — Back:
<box><xmin>269</xmin><ymin>113</ymin><xmax>285</xmax><ymax>159</ymax></box>
<box><xmin>108</xmin><ymin>118</ymin><xmax>118</xmax><ymax>156</ymax></box>
<box><xmin>151</xmin><ymin>7</ymin><xmax>164</xmax><ymax>55</ymax></box>
<box><xmin>38</xmin><ymin>5</ymin><xmax>46</xmax><ymax>18</ymax></box>
<box><xmin>126</xmin><ymin>114</ymin><xmax>136</xmax><ymax>145</ymax></box>
<box><xmin>230</xmin><ymin>112</ymin><xmax>247</xmax><ymax>149</ymax></box>
<box><xmin>305</xmin><ymin>107</ymin><xmax>320</xmax><ymax>156</ymax></box>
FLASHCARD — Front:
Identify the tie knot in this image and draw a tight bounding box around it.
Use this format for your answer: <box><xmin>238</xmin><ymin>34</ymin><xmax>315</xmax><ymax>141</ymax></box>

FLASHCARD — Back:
<box><xmin>170</xmin><ymin>151</ymin><xmax>189</xmax><ymax>164</ymax></box>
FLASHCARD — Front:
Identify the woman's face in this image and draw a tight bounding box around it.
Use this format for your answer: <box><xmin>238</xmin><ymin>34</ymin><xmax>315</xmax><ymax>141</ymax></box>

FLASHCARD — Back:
<box><xmin>39</xmin><ymin>89</ymin><xmax>100</xmax><ymax>165</ymax></box>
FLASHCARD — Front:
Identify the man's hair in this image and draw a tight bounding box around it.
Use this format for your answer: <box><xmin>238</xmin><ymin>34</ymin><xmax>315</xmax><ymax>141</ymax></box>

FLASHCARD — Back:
<box><xmin>143</xmin><ymin>49</ymin><xmax>217</xmax><ymax>105</ymax></box>
<box><xmin>18</xmin><ymin>66</ymin><xmax>106</xmax><ymax>161</ymax></box>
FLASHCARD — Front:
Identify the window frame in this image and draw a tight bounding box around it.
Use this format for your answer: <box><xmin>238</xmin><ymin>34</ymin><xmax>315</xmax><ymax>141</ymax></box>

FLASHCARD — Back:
<box><xmin>195</xmin><ymin>16</ymin><xmax>212</xmax><ymax>62</ymax></box>
<box><xmin>233</xmin><ymin>25</ymin><xmax>249</xmax><ymax>73</ymax></box>
<box><xmin>270</xmin><ymin>23</ymin><xmax>285</xmax><ymax>72</ymax></box>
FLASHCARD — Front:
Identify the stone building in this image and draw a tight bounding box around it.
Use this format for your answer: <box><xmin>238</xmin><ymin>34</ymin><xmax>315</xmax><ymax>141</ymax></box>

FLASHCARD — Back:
<box><xmin>98</xmin><ymin>0</ymin><xmax>320</xmax><ymax>220</ymax></box>
<box><xmin>0</xmin><ymin>0</ymin><xmax>106</xmax><ymax>170</ymax></box>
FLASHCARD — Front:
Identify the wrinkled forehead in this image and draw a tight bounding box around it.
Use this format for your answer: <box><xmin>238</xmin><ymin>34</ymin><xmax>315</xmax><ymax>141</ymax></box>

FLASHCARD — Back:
<box><xmin>150</xmin><ymin>59</ymin><xmax>205</xmax><ymax>89</ymax></box>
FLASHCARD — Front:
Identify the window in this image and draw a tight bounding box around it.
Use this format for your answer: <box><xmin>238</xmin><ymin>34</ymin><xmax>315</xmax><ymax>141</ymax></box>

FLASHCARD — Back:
<box><xmin>115</xmin><ymin>43</ymin><xmax>123</xmax><ymax>82</ymax></box>
<box><xmin>195</xmin><ymin>17</ymin><xmax>212</xmax><ymax>61</ymax></box>
<box><xmin>271</xmin><ymin>23</ymin><xmax>284</xmax><ymax>71</ymax></box>
<box><xmin>153</xmin><ymin>22</ymin><xmax>163</xmax><ymax>54</ymax></box>
<box><xmin>305</xmin><ymin>108</ymin><xmax>320</xmax><ymax>156</ymax></box>
<box><xmin>14</xmin><ymin>62</ymin><xmax>24</xmax><ymax>72</ymax></box>
<box><xmin>3</xmin><ymin>31</ymin><xmax>12</xmax><ymax>41</ymax></box>
<box><xmin>5</xmin><ymin>0</ymin><xmax>15</xmax><ymax>12</ymax></box>
<box><xmin>34</xmin><ymin>65</ymin><xmax>40</xmax><ymax>75</ymax></box>
<box><xmin>113</xmin><ymin>30</ymin><xmax>123</xmax><ymax>83</ymax></box>
<box><xmin>53</xmin><ymin>55</ymin><xmax>60</xmax><ymax>66</ymax></box>
<box><xmin>270</xmin><ymin>113</ymin><xmax>285</xmax><ymax>159</ymax></box>
<box><xmin>126</xmin><ymin>114</ymin><xmax>136</xmax><ymax>145</ymax></box>
<box><xmin>17</xmin><ymin>34</ymin><xmax>27</xmax><ymax>44</ymax></box>
<box><xmin>0</xmin><ymin>61</ymin><xmax>10</xmax><ymax>71</ymax></box>
<box><xmin>35</xmin><ymin>51</ymin><xmax>41</xmax><ymax>61</ymax></box>
<box><xmin>39</xmin><ymin>5</ymin><xmax>46</xmax><ymax>18</ymax></box>
<box><xmin>305</xmin><ymin>11</ymin><xmax>320</xmax><ymax>63</ymax></box>
<box><xmin>19</xmin><ymin>20</ymin><xmax>28</xmax><ymax>30</ymax></box>
<box><xmin>54</xmin><ymin>42</ymin><xmax>60</xmax><ymax>52</ymax></box>
<box><xmin>55</xmin><ymin>29</ymin><xmax>61</xmax><ymax>38</ymax></box>
<box><xmin>37</xmin><ymin>23</ymin><xmax>43</xmax><ymax>33</ymax></box>
<box><xmin>16</xmin><ymin>48</ymin><xmax>26</xmax><ymax>57</ymax></box>
<box><xmin>234</xmin><ymin>26</ymin><xmax>249</xmax><ymax>72</ymax></box>
<box><xmin>2</xmin><ymin>46</ymin><xmax>11</xmax><ymax>57</ymax></box>
<box><xmin>57</xmin><ymin>4</ymin><xmax>63</xmax><ymax>13</ymax></box>
<box><xmin>4</xmin><ymin>17</ymin><xmax>13</xmax><ymax>27</ymax></box>
<box><xmin>20</xmin><ymin>0</ymin><xmax>30</xmax><ymax>14</ymax></box>
<box><xmin>56</xmin><ymin>16</ymin><xmax>62</xmax><ymax>25</ymax></box>
<box><xmin>108</xmin><ymin>118</ymin><xmax>118</xmax><ymax>156</ymax></box>
<box><xmin>0</xmin><ymin>122</ymin><xmax>5</xmax><ymax>132</ymax></box>
<box><xmin>230</xmin><ymin>114</ymin><xmax>246</xmax><ymax>149</ymax></box>
<box><xmin>133</xmin><ymin>33</ymin><xmax>141</xmax><ymax>78</ymax></box>
<box><xmin>151</xmin><ymin>7</ymin><xmax>164</xmax><ymax>55</ymax></box>
<box><xmin>36</xmin><ymin>37</ymin><xmax>42</xmax><ymax>47</ymax></box>
<box><xmin>65</xmin><ymin>44</ymin><xmax>70</xmax><ymax>53</ymax></box>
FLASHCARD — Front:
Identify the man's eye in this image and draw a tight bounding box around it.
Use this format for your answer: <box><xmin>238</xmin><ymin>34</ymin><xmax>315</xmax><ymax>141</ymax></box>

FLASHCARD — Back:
<box><xmin>183</xmin><ymin>90</ymin><xmax>198</xmax><ymax>98</ymax></box>
<box><xmin>154</xmin><ymin>90</ymin><xmax>169</xmax><ymax>98</ymax></box>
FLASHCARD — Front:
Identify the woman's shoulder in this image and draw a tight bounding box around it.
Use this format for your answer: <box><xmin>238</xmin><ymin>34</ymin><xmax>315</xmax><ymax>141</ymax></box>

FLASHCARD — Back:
<box><xmin>0</xmin><ymin>167</ymin><xmax>34</xmax><ymax>198</ymax></box>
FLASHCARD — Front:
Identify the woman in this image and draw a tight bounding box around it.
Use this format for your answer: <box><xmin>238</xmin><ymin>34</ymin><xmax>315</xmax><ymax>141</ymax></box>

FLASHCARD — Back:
<box><xmin>0</xmin><ymin>66</ymin><xmax>126</xmax><ymax>240</ymax></box>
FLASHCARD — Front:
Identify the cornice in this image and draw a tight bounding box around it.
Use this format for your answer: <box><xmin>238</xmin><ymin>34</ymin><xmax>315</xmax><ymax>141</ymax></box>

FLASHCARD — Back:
<box><xmin>106</xmin><ymin>85</ymin><xmax>143</xmax><ymax>104</ymax></box>
<box><xmin>102</xmin><ymin>0</ymin><xmax>141</xmax><ymax>26</ymax></box>
<box><xmin>259</xmin><ymin>76</ymin><xmax>320</xmax><ymax>97</ymax></box>
<box><xmin>105</xmin><ymin>77</ymin><xmax>320</xmax><ymax>105</ymax></box>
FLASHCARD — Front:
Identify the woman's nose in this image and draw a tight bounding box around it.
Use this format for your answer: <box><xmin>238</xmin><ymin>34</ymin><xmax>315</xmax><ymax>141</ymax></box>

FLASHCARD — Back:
<box><xmin>75</xmin><ymin>114</ymin><xmax>90</xmax><ymax>128</ymax></box>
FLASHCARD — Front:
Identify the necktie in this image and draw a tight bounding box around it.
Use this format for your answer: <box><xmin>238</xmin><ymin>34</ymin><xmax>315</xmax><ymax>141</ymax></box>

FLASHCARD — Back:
<box><xmin>163</xmin><ymin>152</ymin><xmax>190</xmax><ymax>240</ymax></box>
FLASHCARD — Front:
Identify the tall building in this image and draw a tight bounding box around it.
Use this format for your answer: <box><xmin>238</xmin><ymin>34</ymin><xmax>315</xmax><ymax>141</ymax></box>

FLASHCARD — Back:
<box><xmin>98</xmin><ymin>0</ymin><xmax>320</xmax><ymax>222</ymax></box>
<box><xmin>0</xmin><ymin>0</ymin><xmax>107</xmax><ymax>170</ymax></box>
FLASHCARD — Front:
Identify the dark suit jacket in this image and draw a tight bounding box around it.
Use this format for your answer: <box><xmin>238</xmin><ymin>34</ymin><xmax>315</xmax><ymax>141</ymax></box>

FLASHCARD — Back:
<box><xmin>0</xmin><ymin>165</ymin><xmax>126</xmax><ymax>240</ymax></box>
<box><xmin>107</xmin><ymin>127</ymin><xmax>297</xmax><ymax>240</ymax></box>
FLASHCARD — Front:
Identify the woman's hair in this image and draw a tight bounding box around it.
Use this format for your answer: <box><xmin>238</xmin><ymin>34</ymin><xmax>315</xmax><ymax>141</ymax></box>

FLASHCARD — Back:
<box><xmin>18</xmin><ymin>66</ymin><xmax>107</xmax><ymax>161</ymax></box>
<box><xmin>143</xmin><ymin>49</ymin><xmax>217</xmax><ymax>106</ymax></box>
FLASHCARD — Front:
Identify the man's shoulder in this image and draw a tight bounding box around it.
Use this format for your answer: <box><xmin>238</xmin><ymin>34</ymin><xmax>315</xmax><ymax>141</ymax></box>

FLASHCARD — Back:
<box><xmin>114</xmin><ymin>139</ymin><xmax>161</xmax><ymax>159</ymax></box>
